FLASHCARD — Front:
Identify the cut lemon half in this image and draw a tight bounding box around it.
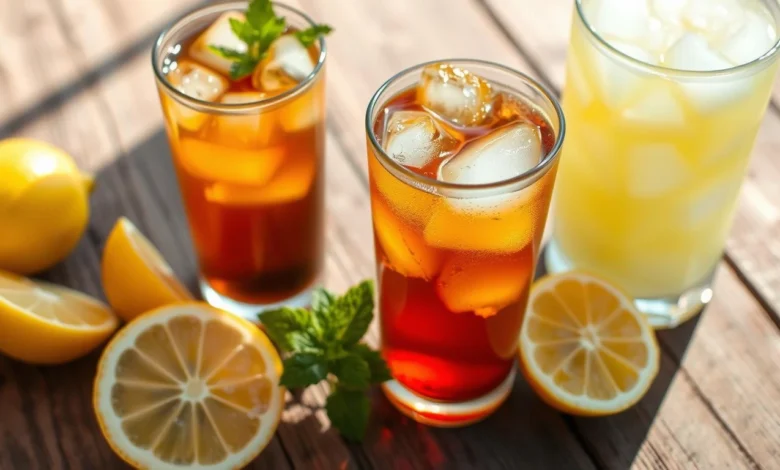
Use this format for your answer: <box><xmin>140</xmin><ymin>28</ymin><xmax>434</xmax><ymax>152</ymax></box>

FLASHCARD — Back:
<box><xmin>102</xmin><ymin>217</ymin><xmax>192</xmax><ymax>321</ymax></box>
<box><xmin>0</xmin><ymin>270</ymin><xmax>119</xmax><ymax>364</ymax></box>
<box><xmin>94</xmin><ymin>303</ymin><xmax>283</xmax><ymax>470</ymax></box>
<box><xmin>519</xmin><ymin>272</ymin><xmax>659</xmax><ymax>416</ymax></box>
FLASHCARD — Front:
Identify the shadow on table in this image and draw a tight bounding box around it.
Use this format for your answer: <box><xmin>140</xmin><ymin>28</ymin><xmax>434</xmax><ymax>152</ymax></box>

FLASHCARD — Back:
<box><xmin>13</xmin><ymin>129</ymin><xmax>703</xmax><ymax>470</ymax></box>
<box><xmin>338</xmin><ymin>259</ymin><xmax>704</xmax><ymax>470</ymax></box>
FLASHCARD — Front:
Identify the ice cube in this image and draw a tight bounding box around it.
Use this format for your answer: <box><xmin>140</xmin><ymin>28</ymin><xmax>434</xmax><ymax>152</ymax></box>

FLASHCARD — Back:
<box><xmin>440</xmin><ymin>123</ymin><xmax>541</xmax><ymax>185</ymax></box>
<box><xmin>165</xmin><ymin>60</ymin><xmax>229</xmax><ymax>131</ymax></box>
<box><xmin>435</xmin><ymin>250</ymin><xmax>533</xmax><ymax>315</ymax></box>
<box><xmin>664</xmin><ymin>33</ymin><xmax>732</xmax><ymax>71</ymax></box>
<box><xmin>372</xmin><ymin>195</ymin><xmax>443</xmax><ymax>280</ymax></box>
<box><xmin>683</xmin><ymin>0</ymin><xmax>745</xmax><ymax>38</ymax></box>
<box><xmin>683</xmin><ymin>176</ymin><xmax>742</xmax><ymax>228</ymax></box>
<box><xmin>189</xmin><ymin>12</ymin><xmax>248</xmax><ymax>76</ymax></box>
<box><xmin>564</xmin><ymin>50</ymin><xmax>595</xmax><ymax>107</ymax></box>
<box><xmin>280</xmin><ymin>82</ymin><xmax>324</xmax><ymax>132</ymax></box>
<box><xmin>178</xmin><ymin>138</ymin><xmax>285</xmax><ymax>186</ymax></box>
<box><xmin>645</xmin><ymin>17</ymin><xmax>685</xmax><ymax>54</ymax></box>
<box><xmin>719</xmin><ymin>11</ymin><xmax>777</xmax><ymax>66</ymax></box>
<box><xmin>664</xmin><ymin>33</ymin><xmax>753</xmax><ymax>111</ymax></box>
<box><xmin>621</xmin><ymin>84</ymin><xmax>686</xmax><ymax>128</ymax></box>
<box><xmin>627</xmin><ymin>143</ymin><xmax>690</xmax><ymax>198</ymax></box>
<box><xmin>368</xmin><ymin>155</ymin><xmax>438</xmax><ymax>228</ymax></box>
<box><xmin>650</xmin><ymin>0</ymin><xmax>687</xmax><ymax>25</ymax></box>
<box><xmin>591</xmin><ymin>39</ymin><xmax>657</xmax><ymax>109</ymax></box>
<box><xmin>417</xmin><ymin>63</ymin><xmax>494</xmax><ymax>127</ymax></box>
<box><xmin>206</xmin><ymin>152</ymin><xmax>316</xmax><ymax>206</ymax></box>
<box><xmin>216</xmin><ymin>92</ymin><xmax>277</xmax><ymax>146</ymax></box>
<box><xmin>423</xmin><ymin>199</ymin><xmax>536</xmax><ymax>253</ymax></box>
<box><xmin>583</xmin><ymin>0</ymin><xmax>651</xmax><ymax>43</ymax></box>
<box><xmin>255</xmin><ymin>35</ymin><xmax>315</xmax><ymax>93</ymax></box>
<box><xmin>383</xmin><ymin>110</ymin><xmax>459</xmax><ymax>169</ymax></box>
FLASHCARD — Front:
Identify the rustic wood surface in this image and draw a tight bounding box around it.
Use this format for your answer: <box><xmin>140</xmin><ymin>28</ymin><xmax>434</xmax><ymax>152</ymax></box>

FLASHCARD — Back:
<box><xmin>0</xmin><ymin>0</ymin><xmax>779</xmax><ymax>469</ymax></box>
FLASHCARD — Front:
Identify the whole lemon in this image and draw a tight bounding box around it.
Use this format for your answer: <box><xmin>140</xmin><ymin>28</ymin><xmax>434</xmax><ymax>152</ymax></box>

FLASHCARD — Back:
<box><xmin>0</xmin><ymin>138</ymin><xmax>93</xmax><ymax>274</ymax></box>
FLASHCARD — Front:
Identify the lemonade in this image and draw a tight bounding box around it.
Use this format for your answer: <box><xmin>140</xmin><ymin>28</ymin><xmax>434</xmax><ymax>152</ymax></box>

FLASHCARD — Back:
<box><xmin>547</xmin><ymin>0</ymin><xmax>780</xmax><ymax>327</ymax></box>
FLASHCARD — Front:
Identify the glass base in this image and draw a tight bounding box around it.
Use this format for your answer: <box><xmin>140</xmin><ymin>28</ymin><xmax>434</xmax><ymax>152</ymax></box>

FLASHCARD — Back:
<box><xmin>199</xmin><ymin>278</ymin><xmax>315</xmax><ymax>323</ymax></box>
<box><xmin>544</xmin><ymin>240</ymin><xmax>712</xmax><ymax>329</ymax></box>
<box><xmin>381</xmin><ymin>368</ymin><xmax>515</xmax><ymax>427</ymax></box>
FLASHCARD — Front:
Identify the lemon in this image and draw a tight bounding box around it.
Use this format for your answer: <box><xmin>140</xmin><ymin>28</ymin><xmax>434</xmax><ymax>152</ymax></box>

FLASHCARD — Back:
<box><xmin>94</xmin><ymin>303</ymin><xmax>283</xmax><ymax>469</ymax></box>
<box><xmin>102</xmin><ymin>217</ymin><xmax>193</xmax><ymax>322</ymax></box>
<box><xmin>519</xmin><ymin>272</ymin><xmax>659</xmax><ymax>416</ymax></box>
<box><xmin>0</xmin><ymin>138</ymin><xmax>94</xmax><ymax>274</ymax></box>
<box><xmin>0</xmin><ymin>270</ymin><xmax>119</xmax><ymax>364</ymax></box>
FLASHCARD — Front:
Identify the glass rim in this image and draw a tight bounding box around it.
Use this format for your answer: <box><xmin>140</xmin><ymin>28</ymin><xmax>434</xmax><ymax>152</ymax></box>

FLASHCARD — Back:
<box><xmin>151</xmin><ymin>0</ymin><xmax>327</xmax><ymax>112</ymax></box>
<box><xmin>365</xmin><ymin>59</ymin><xmax>566</xmax><ymax>194</ymax></box>
<box><xmin>575</xmin><ymin>0</ymin><xmax>780</xmax><ymax>79</ymax></box>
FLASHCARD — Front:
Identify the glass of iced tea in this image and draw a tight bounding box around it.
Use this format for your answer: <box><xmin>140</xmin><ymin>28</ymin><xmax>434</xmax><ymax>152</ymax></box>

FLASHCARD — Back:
<box><xmin>152</xmin><ymin>1</ymin><xmax>326</xmax><ymax>319</ymax></box>
<box><xmin>366</xmin><ymin>60</ymin><xmax>565</xmax><ymax>426</ymax></box>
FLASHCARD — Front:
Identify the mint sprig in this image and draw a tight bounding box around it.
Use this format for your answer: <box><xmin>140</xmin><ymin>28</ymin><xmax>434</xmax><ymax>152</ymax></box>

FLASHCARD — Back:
<box><xmin>259</xmin><ymin>280</ymin><xmax>389</xmax><ymax>441</ymax></box>
<box><xmin>208</xmin><ymin>0</ymin><xmax>332</xmax><ymax>80</ymax></box>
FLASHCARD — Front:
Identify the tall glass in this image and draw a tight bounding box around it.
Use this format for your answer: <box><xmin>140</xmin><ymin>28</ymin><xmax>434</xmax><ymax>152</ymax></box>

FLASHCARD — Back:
<box><xmin>547</xmin><ymin>0</ymin><xmax>780</xmax><ymax>328</ymax></box>
<box><xmin>366</xmin><ymin>60</ymin><xmax>565</xmax><ymax>426</ymax></box>
<box><xmin>152</xmin><ymin>2</ymin><xmax>326</xmax><ymax>320</ymax></box>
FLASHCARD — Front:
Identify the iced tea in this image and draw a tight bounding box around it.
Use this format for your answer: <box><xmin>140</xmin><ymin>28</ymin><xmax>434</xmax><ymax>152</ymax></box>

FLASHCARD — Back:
<box><xmin>366</xmin><ymin>61</ymin><xmax>564</xmax><ymax>426</ymax></box>
<box><xmin>153</xmin><ymin>2</ymin><xmax>326</xmax><ymax>317</ymax></box>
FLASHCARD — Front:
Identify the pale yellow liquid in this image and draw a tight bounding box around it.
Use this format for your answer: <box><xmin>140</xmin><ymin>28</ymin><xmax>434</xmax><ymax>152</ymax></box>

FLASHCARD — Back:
<box><xmin>553</xmin><ymin>14</ymin><xmax>779</xmax><ymax>298</ymax></box>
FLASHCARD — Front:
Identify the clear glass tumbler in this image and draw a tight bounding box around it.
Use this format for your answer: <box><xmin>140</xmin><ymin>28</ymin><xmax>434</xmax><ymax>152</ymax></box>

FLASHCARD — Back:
<box><xmin>366</xmin><ymin>60</ymin><xmax>565</xmax><ymax>426</ymax></box>
<box><xmin>547</xmin><ymin>0</ymin><xmax>780</xmax><ymax>328</ymax></box>
<box><xmin>152</xmin><ymin>1</ymin><xmax>327</xmax><ymax>320</ymax></box>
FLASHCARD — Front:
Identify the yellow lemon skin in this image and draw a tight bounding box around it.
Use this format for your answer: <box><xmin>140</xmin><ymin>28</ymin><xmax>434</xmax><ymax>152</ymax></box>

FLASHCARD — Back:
<box><xmin>0</xmin><ymin>270</ymin><xmax>118</xmax><ymax>365</ymax></box>
<box><xmin>0</xmin><ymin>138</ymin><xmax>93</xmax><ymax>275</ymax></box>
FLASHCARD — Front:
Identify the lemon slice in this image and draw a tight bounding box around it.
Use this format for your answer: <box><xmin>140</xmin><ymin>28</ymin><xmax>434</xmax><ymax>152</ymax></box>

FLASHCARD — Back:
<box><xmin>0</xmin><ymin>270</ymin><xmax>118</xmax><ymax>364</ymax></box>
<box><xmin>94</xmin><ymin>303</ymin><xmax>283</xmax><ymax>469</ymax></box>
<box><xmin>520</xmin><ymin>272</ymin><xmax>659</xmax><ymax>416</ymax></box>
<box><xmin>102</xmin><ymin>217</ymin><xmax>192</xmax><ymax>321</ymax></box>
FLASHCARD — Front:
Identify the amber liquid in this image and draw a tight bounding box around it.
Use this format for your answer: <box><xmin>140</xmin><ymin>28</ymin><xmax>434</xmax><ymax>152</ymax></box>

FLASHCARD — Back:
<box><xmin>160</xmin><ymin>34</ymin><xmax>324</xmax><ymax>305</ymax></box>
<box><xmin>370</xmin><ymin>88</ymin><xmax>556</xmax><ymax>401</ymax></box>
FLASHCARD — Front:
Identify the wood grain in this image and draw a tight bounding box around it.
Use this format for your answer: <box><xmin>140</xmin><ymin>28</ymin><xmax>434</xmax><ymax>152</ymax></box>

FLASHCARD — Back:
<box><xmin>0</xmin><ymin>0</ymin><xmax>779</xmax><ymax>468</ymax></box>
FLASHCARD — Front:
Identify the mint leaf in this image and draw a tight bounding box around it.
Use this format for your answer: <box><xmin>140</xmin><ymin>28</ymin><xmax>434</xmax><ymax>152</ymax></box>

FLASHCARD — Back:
<box><xmin>330</xmin><ymin>353</ymin><xmax>370</xmax><ymax>390</ymax></box>
<box><xmin>207</xmin><ymin>45</ymin><xmax>246</xmax><ymax>60</ymax></box>
<box><xmin>229</xmin><ymin>18</ymin><xmax>258</xmax><ymax>43</ymax></box>
<box><xmin>245</xmin><ymin>0</ymin><xmax>275</xmax><ymax>30</ymax></box>
<box><xmin>312</xmin><ymin>288</ymin><xmax>336</xmax><ymax>314</ymax></box>
<box><xmin>310</xmin><ymin>288</ymin><xmax>335</xmax><ymax>338</ymax></box>
<box><xmin>280</xmin><ymin>353</ymin><xmax>327</xmax><ymax>388</ymax></box>
<box><xmin>263</xmin><ymin>280</ymin><xmax>387</xmax><ymax>442</ymax></box>
<box><xmin>208</xmin><ymin>0</ymin><xmax>330</xmax><ymax>81</ymax></box>
<box><xmin>295</xmin><ymin>24</ymin><xmax>333</xmax><ymax>47</ymax></box>
<box><xmin>326</xmin><ymin>388</ymin><xmax>370</xmax><ymax>441</ymax></box>
<box><xmin>350</xmin><ymin>344</ymin><xmax>391</xmax><ymax>383</ymax></box>
<box><xmin>259</xmin><ymin>307</ymin><xmax>318</xmax><ymax>352</ymax></box>
<box><xmin>258</xmin><ymin>16</ymin><xmax>287</xmax><ymax>53</ymax></box>
<box><xmin>229</xmin><ymin>57</ymin><xmax>259</xmax><ymax>80</ymax></box>
<box><xmin>333</xmin><ymin>280</ymin><xmax>374</xmax><ymax>346</ymax></box>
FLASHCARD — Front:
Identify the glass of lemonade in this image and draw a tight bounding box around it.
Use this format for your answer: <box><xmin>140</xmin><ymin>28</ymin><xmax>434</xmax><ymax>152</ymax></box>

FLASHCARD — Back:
<box><xmin>153</xmin><ymin>2</ymin><xmax>326</xmax><ymax>319</ymax></box>
<box><xmin>366</xmin><ymin>60</ymin><xmax>564</xmax><ymax>426</ymax></box>
<box><xmin>547</xmin><ymin>0</ymin><xmax>780</xmax><ymax>327</ymax></box>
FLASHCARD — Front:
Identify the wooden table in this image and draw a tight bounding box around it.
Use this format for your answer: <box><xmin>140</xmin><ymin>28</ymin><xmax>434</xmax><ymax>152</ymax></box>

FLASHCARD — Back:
<box><xmin>2</xmin><ymin>0</ymin><xmax>779</xmax><ymax>468</ymax></box>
